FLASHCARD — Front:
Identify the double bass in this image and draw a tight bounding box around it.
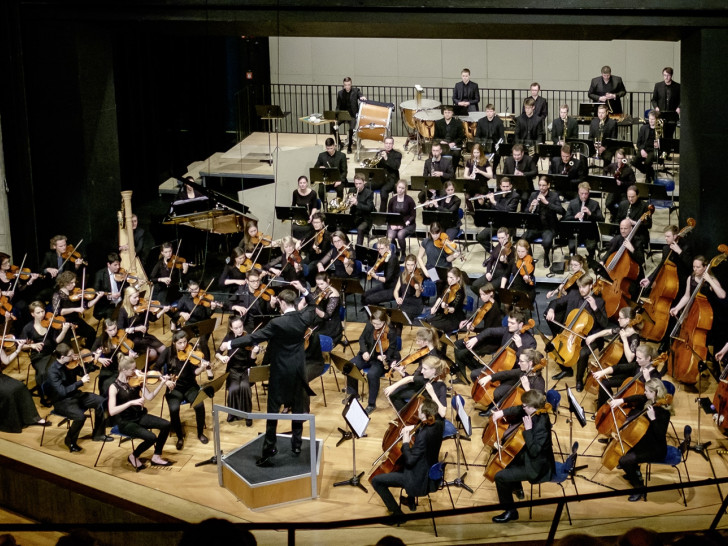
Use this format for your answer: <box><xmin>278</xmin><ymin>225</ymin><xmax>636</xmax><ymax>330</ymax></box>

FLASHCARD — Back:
<box><xmin>669</xmin><ymin>245</ymin><xmax>728</xmax><ymax>384</ymax></box>
<box><xmin>598</xmin><ymin>205</ymin><xmax>654</xmax><ymax>319</ymax></box>
<box><xmin>640</xmin><ymin>219</ymin><xmax>696</xmax><ymax>342</ymax></box>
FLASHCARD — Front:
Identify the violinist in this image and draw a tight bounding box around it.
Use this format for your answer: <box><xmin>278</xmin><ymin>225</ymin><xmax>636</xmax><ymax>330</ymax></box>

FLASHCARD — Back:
<box><xmin>546</xmin><ymin>275</ymin><xmax>609</xmax><ymax>381</ymax></box>
<box><xmin>318</xmin><ymin>231</ymin><xmax>355</xmax><ymax>278</ymax></box>
<box><xmin>0</xmin><ymin>252</ymin><xmax>39</xmax><ymax>322</ymax></box>
<box><xmin>291</xmin><ymin>273</ymin><xmax>343</xmax><ymax>346</ymax></box>
<box><xmin>108</xmin><ymin>355</ymin><xmax>172</xmax><ymax>471</ymax></box>
<box><xmin>0</xmin><ymin>338</ymin><xmax>50</xmax><ymax>433</ymax></box>
<box><xmin>149</xmin><ymin>242</ymin><xmax>189</xmax><ymax>305</ymax></box>
<box><xmin>607</xmin><ymin>377</ymin><xmax>672</xmax><ymax>501</ymax></box>
<box><xmin>563</xmin><ymin>182</ymin><xmax>604</xmax><ymax>260</ymax></box>
<box><xmin>52</xmin><ymin>271</ymin><xmax>104</xmax><ymax>348</ymax></box>
<box><xmin>350</xmin><ymin>174</ymin><xmax>375</xmax><ymax>246</ymax></box>
<box><xmin>477</xmin><ymin>348</ymin><xmax>546</xmax><ymax>417</ymax></box>
<box><xmin>92</xmin><ymin>252</ymin><xmax>123</xmax><ymax>321</ymax></box>
<box><xmin>463</xmin><ymin>143</ymin><xmax>494</xmax><ymax>213</ymax></box>
<box><xmin>384</xmin><ymin>356</ymin><xmax>448</xmax><ymax>418</ymax></box>
<box><xmin>91</xmin><ymin>319</ymin><xmax>137</xmax><ymax>397</ymax></box>
<box><xmin>490</xmin><ymin>389</ymin><xmax>555</xmax><ymax>523</ymax></box>
<box><xmin>546</xmin><ymin>254</ymin><xmax>587</xmax><ymax>300</ymax></box>
<box><xmin>21</xmin><ymin>301</ymin><xmax>72</xmax><ymax>401</ymax></box>
<box><xmin>227</xmin><ymin>270</ymin><xmax>274</xmax><ymax>332</ymax></box>
<box><xmin>523</xmin><ymin>176</ymin><xmax>565</xmax><ymax>268</ymax></box>
<box><xmin>603</xmin><ymin>149</ymin><xmax>636</xmax><ymax>222</ymax></box>
<box><xmin>615</xmin><ymin>186</ymin><xmax>653</xmax><ymax>251</ymax></box>
<box><xmin>175</xmin><ymin>280</ymin><xmax>223</xmax><ymax>364</ymax></box>
<box><xmin>345</xmin><ymin>309</ymin><xmax>400</xmax><ymax>414</ymax></box>
<box><xmin>155</xmin><ymin>331</ymin><xmax>210</xmax><ymax>450</ymax></box>
<box><xmin>117</xmin><ymin>286</ymin><xmax>169</xmax><ymax>362</ymax></box>
<box><xmin>503</xmin><ymin>239</ymin><xmax>536</xmax><ymax>299</ymax></box>
<box><xmin>585</xmin><ymin>307</ymin><xmax>643</xmax><ymax>397</ymax></box>
<box><xmin>237</xmin><ymin>220</ymin><xmax>263</xmax><ymax>255</ymax></box>
<box><xmin>473</xmin><ymin>227</ymin><xmax>513</xmax><ymax>293</ymax></box>
<box><xmin>670</xmin><ymin>256</ymin><xmax>726</xmax><ymax>315</ymax></box>
<box><xmin>266</xmin><ymin>236</ymin><xmax>304</xmax><ymax>283</ymax></box>
<box><xmin>45</xmin><ymin>343</ymin><xmax>112</xmax><ymax>452</ymax></box>
<box><xmin>362</xmin><ymin>238</ymin><xmax>400</xmax><ymax>307</ymax></box>
<box><xmin>370</xmin><ymin>398</ymin><xmax>444</xmax><ymax>520</ymax></box>
<box><xmin>425</xmin><ymin>267</ymin><xmax>465</xmax><ymax>333</ymax></box>
<box><xmin>215</xmin><ymin>316</ymin><xmax>258</xmax><ymax>426</ymax></box>
<box><xmin>464</xmin><ymin>311</ymin><xmax>537</xmax><ymax>383</ymax></box>
<box><xmin>453</xmin><ymin>284</ymin><xmax>503</xmax><ymax>376</ymax></box>
<box><xmin>421</xmin><ymin>181</ymin><xmax>462</xmax><ymax>241</ymax></box>
<box><xmin>392</xmin><ymin>255</ymin><xmax>425</xmax><ymax>321</ymax></box>
<box><xmin>303</xmin><ymin>213</ymin><xmax>332</xmax><ymax>280</ymax></box>
<box><xmin>386</xmin><ymin>180</ymin><xmax>416</xmax><ymax>262</ymax></box>
<box><xmin>291</xmin><ymin>175</ymin><xmax>319</xmax><ymax>242</ymax></box>
<box><xmin>417</xmin><ymin>222</ymin><xmax>460</xmax><ymax>272</ymax></box>
<box><xmin>40</xmin><ymin>235</ymin><xmax>85</xmax><ymax>279</ymax></box>
<box><xmin>218</xmin><ymin>247</ymin><xmax>248</xmax><ymax>291</ymax></box>
<box><xmin>387</xmin><ymin>326</ymin><xmax>443</xmax><ymax>380</ymax></box>
<box><xmin>600</xmin><ymin>219</ymin><xmax>647</xmax><ymax>292</ymax></box>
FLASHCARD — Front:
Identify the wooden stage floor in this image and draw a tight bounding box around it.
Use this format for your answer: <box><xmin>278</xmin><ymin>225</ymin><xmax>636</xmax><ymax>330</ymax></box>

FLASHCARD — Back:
<box><xmin>2</xmin><ymin>316</ymin><xmax>728</xmax><ymax>546</ymax></box>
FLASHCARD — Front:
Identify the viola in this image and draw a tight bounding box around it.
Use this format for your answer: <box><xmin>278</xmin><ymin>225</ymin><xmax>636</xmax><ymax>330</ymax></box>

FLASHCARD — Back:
<box><xmin>177</xmin><ymin>345</ymin><xmax>207</xmax><ymax>367</ymax></box>
<box><xmin>373</xmin><ymin>324</ymin><xmax>391</xmax><ymax>363</ymax></box>
<box><xmin>67</xmin><ymin>349</ymin><xmax>94</xmax><ymax>369</ymax></box>
<box><xmin>640</xmin><ymin>218</ymin><xmax>696</xmax><ymax>342</ymax></box>
<box><xmin>1</xmin><ymin>336</ymin><xmax>27</xmax><ymax>352</ymax></box>
<box><xmin>6</xmin><ymin>267</ymin><xmax>45</xmax><ymax>281</ymax></box>
<box><xmin>488</xmin><ymin>240</ymin><xmax>512</xmax><ymax>277</ymax></box>
<box><xmin>69</xmin><ymin>287</ymin><xmax>98</xmax><ymax>302</ymax></box>
<box><xmin>433</xmin><ymin>232</ymin><xmax>458</xmax><ymax>255</ymax></box>
<box><xmin>166</xmin><ymin>255</ymin><xmax>196</xmax><ymax>269</ymax></box>
<box><xmin>435</xmin><ymin>282</ymin><xmax>460</xmax><ymax>314</ymax></box>
<box><xmin>61</xmin><ymin>245</ymin><xmax>88</xmax><ymax>266</ymax></box>
<box><xmin>287</xmin><ymin>249</ymin><xmax>302</xmax><ymax>267</ymax></box>
<box><xmin>407</xmin><ymin>267</ymin><xmax>425</xmax><ymax>288</ymax></box>
<box><xmin>253</xmin><ymin>284</ymin><xmax>275</xmax><ymax>301</ymax></box>
<box><xmin>303</xmin><ymin>326</ymin><xmax>317</xmax><ymax>350</ymax></box>
<box><xmin>336</xmin><ymin>248</ymin><xmax>351</xmax><ymax>262</ymax></box>
<box><xmin>110</xmin><ymin>329</ymin><xmax>135</xmax><ymax>354</ymax></box>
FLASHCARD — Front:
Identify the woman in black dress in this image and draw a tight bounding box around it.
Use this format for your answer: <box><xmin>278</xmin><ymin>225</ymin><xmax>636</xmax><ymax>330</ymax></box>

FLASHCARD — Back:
<box><xmin>91</xmin><ymin>319</ymin><xmax>138</xmax><ymax>397</ymax></box>
<box><xmin>392</xmin><ymin>254</ymin><xmax>425</xmax><ymax>321</ymax></box>
<box><xmin>291</xmin><ymin>175</ymin><xmax>319</xmax><ymax>242</ymax></box>
<box><xmin>317</xmin><ymin>231</ymin><xmax>355</xmax><ymax>278</ymax></box>
<box><xmin>291</xmin><ymin>273</ymin><xmax>343</xmax><ymax>345</ymax></box>
<box><xmin>149</xmin><ymin>242</ymin><xmax>189</xmax><ymax>305</ymax></box>
<box><xmin>386</xmin><ymin>180</ymin><xmax>416</xmax><ymax>262</ymax></box>
<box><xmin>422</xmin><ymin>181</ymin><xmax>462</xmax><ymax>240</ymax></box>
<box><xmin>463</xmin><ymin>143</ymin><xmax>493</xmax><ymax>212</ymax></box>
<box><xmin>218</xmin><ymin>247</ymin><xmax>248</xmax><ymax>293</ymax></box>
<box><xmin>215</xmin><ymin>315</ymin><xmax>258</xmax><ymax>426</ymax></box>
<box><xmin>117</xmin><ymin>286</ymin><xmax>169</xmax><ymax>362</ymax></box>
<box><xmin>0</xmin><ymin>339</ymin><xmax>49</xmax><ymax>432</ymax></box>
<box><xmin>426</xmin><ymin>267</ymin><xmax>466</xmax><ymax>333</ymax></box>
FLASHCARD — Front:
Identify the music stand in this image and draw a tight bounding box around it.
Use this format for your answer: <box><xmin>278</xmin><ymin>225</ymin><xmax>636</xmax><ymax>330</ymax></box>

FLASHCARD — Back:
<box><xmin>549</xmin><ymin>174</ymin><xmax>578</xmax><ymax>201</ymax></box>
<box><xmin>369</xmin><ymin>212</ymin><xmax>405</xmax><ymax>229</ymax></box>
<box><xmin>565</xmin><ymin>387</ymin><xmax>587</xmax><ymax>449</ymax></box>
<box><xmin>330</xmin><ymin>276</ymin><xmax>365</xmax><ymax>323</ymax></box>
<box><xmin>354</xmin><ymin>168</ymin><xmax>386</xmax><ymax>190</ymax></box>
<box><xmin>537</xmin><ymin>144</ymin><xmax>562</xmax><ymax>158</ymax></box>
<box><xmin>255</xmin><ymin>105</ymin><xmax>288</xmax><ymax>165</ymax></box>
<box><xmin>364</xmin><ymin>305</ymin><xmax>412</xmax><ymax>329</ymax></box>
<box><xmin>603</xmin><ymin>138</ymin><xmax>637</xmax><ymax>156</ymax></box>
<box><xmin>498</xmin><ymin>142</ymin><xmax>514</xmax><ymax>158</ymax></box>
<box><xmin>422</xmin><ymin>210</ymin><xmax>458</xmax><ymax>231</ymax></box>
<box><xmin>444</xmin><ymin>393</ymin><xmax>474</xmax><ymax>492</ymax></box>
<box><xmin>578</xmin><ymin>103</ymin><xmax>600</xmax><ymax>119</ymax></box>
<box><xmin>498</xmin><ymin>288</ymin><xmax>533</xmax><ymax>312</ymax></box>
<box><xmin>556</xmin><ymin>220</ymin><xmax>600</xmax><ymax>258</ymax></box>
<box><xmin>354</xmin><ymin>244</ymin><xmax>380</xmax><ymax>268</ymax></box>
<box><xmin>275</xmin><ymin>206</ymin><xmax>309</xmax><ymax>237</ymax></box>
<box><xmin>587</xmin><ymin>175</ymin><xmax>620</xmax><ymax>196</ymax></box>
<box><xmin>325</xmin><ymin>212</ymin><xmax>357</xmax><ymax>233</ymax></box>
<box><xmin>191</xmin><ymin>372</ymin><xmax>229</xmax><ymax>407</ymax></box>
<box><xmin>636</xmin><ymin>182</ymin><xmax>670</xmax><ymax>204</ymax></box>
<box><xmin>309</xmin><ymin>166</ymin><xmax>342</xmax><ymax>196</ymax></box>
<box><xmin>181</xmin><ymin>317</ymin><xmax>218</xmax><ymax>344</ymax></box>
<box><xmin>333</xmin><ymin>396</ymin><xmax>371</xmax><ymax>492</ymax></box>
<box><xmin>409</xmin><ymin>176</ymin><xmax>442</xmax><ymax>194</ymax></box>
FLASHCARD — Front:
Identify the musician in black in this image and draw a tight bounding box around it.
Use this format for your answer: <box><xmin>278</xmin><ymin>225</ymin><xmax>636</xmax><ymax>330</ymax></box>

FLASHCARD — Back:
<box><xmin>651</xmin><ymin>67</ymin><xmax>680</xmax><ymax>140</ymax></box>
<box><xmin>603</xmin><ymin>148</ymin><xmax>637</xmax><ymax>221</ymax></box>
<box><xmin>633</xmin><ymin>110</ymin><xmax>658</xmax><ymax>184</ymax></box>
<box><xmin>548</xmin><ymin>144</ymin><xmax>584</xmax><ymax>183</ymax></box>
<box><xmin>227</xmin><ymin>269</ymin><xmax>273</xmax><ymax>332</ymax></box>
<box><xmin>476</xmin><ymin>348</ymin><xmax>546</xmax><ymax>411</ymax></box>
<box><xmin>304</xmin><ymin>213</ymin><xmax>332</xmax><ymax>281</ymax></box>
<box><xmin>176</xmin><ymin>280</ymin><xmax>223</xmax><ymax>363</ymax></box>
<box><xmin>551</xmin><ymin>105</ymin><xmax>578</xmax><ymax>145</ymax></box>
<box><xmin>333</xmin><ymin>77</ymin><xmax>366</xmax><ymax>154</ymax></box>
<box><xmin>386</xmin><ymin>180</ymin><xmax>417</xmax><ymax>262</ymax></box>
<box><xmin>588</xmin><ymin>104</ymin><xmax>618</xmax><ymax>164</ymax></box>
<box><xmin>384</xmin><ymin>355</ymin><xmax>448</xmax><ymax>417</ymax></box>
<box><xmin>149</xmin><ymin>242</ymin><xmax>189</xmax><ymax>306</ymax></box>
<box><xmin>502</xmin><ymin>144</ymin><xmax>537</xmax><ymax>189</ymax></box>
<box><xmin>453</xmin><ymin>68</ymin><xmax>480</xmax><ymax>112</ymax></box>
<box><xmin>473</xmin><ymin>176</ymin><xmax>520</xmax><ymax>221</ymax></box>
<box><xmin>422</xmin><ymin>142</ymin><xmax>454</xmax><ymax>187</ymax></box>
<box><xmin>523</xmin><ymin>83</ymin><xmax>548</xmax><ymax>123</ymax></box>
<box><xmin>421</xmin><ymin>181</ymin><xmax>462</xmax><ymax>240</ymax></box>
<box><xmin>545</xmin><ymin>275</ymin><xmax>609</xmax><ymax>381</ymax></box>
<box><xmin>491</xmin><ymin>389</ymin><xmax>555</xmax><ymax>523</ymax></box>
<box><xmin>373</xmin><ymin>136</ymin><xmax>401</xmax><ymax>212</ymax></box>
<box><xmin>601</xmin><ymin>219</ymin><xmax>647</xmax><ymax>278</ymax></box>
<box><xmin>351</xmin><ymin>173</ymin><xmax>375</xmax><ymax>246</ymax></box>
<box><xmin>523</xmin><ymin>176</ymin><xmax>565</xmax><ymax>268</ymax></box>
<box><xmin>588</xmin><ymin>65</ymin><xmax>627</xmax><ymax>115</ymax></box>
<box><xmin>473</xmin><ymin>227</ymin><xmax>514</xmax><ymax>292</ymax></box>
<box><xmin>476</xmin><ymin>104</ymin><xmax>505</xmax><ymax>170</ymax></box>
<box><xmin>563</xmin><ymin>182</ymin><xmax>605</xmax><ymax>260</ymax></box>
<box><xmin>615</xmin><ymin>185</ymin><xmax>652</xmax><ymax>251</ymax></box>
<box><xmin>92</xmin><ymin>252</ymin><xmax>123</xmax><ymax>322</ymax></box>
<box><xmin>434</xmin><ymin>105</ymin><xmax>465</xmax><ymax>169</ymax></box>
<box><xmin>452</xmin><ymin>283</ymin><xmax>502</xmax><ymax>371</ymax></box>
<box><xmin>317</xmin><ymin>231</ymin><xmax>355</xmax><ymax>278</ymax></box>
<box><xmin>215</xmin><ymin>316</ymin><xmax>258</xmax><ymax>426</ymax></box>
<box><xmin>362</xmin><ymin>238</ymin><xmax>400</xmax><ymax>307</ymax></box>
<box><xmin>515</xmin><ymin>98</ymin><xmax>544</xmax><ymax>149</ymax></box>
<box><xmin>291</xmin><ymin>175</ymin><xmax>319</xmax><ymax>242</ymax></box>
<box><xmin>640</xmin><ymin>224</ymin><xmax>693</xmax><ymax>295</ymax></box>
<box><xmin>314</xmin><ymin>137</ymin><xmax>349</xmax><ymax>200</ymax></box>
<box><xmin>416</xmin><ymin>222</ymin><xmax>461</xmax><ymax>271</ymax></box>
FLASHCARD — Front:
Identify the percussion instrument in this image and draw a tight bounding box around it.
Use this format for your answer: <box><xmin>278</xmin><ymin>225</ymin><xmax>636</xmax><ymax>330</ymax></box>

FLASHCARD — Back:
<box><xmin>399</xmin><ymin>98</ymin><xmax>441</xmax><ymax>132</ymax></box>
<box><xmin>459</xmin><ymin>112</ymin><xmax>486</xmax><ymax>140</ymax></box>
<box><xmin>414</xmin><ymin>110</ymin><xmax>443</xmax><ymax>139</ymax></box>
<box><xmin>355</xmin><ymin>102</ymin><xmax>391</xmax><ymax>145</ymax></box>
<box><xmin>497</xmin><ymin>112</ymin><xmax>516</xmax><ymax>127</ymax></box>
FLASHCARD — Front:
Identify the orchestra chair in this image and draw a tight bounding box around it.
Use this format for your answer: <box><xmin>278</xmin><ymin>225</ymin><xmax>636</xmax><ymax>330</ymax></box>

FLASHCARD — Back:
<box><xmin>318</xmin><ymin>334</ymin><xmax>341</xmax><ymax>396</ymax></box>
<box><xmin>545</xmin><ymin>389</ymin><xmax>565</xmax><ymax>456</ymax></box>
<box><xmin>645</xmin><ymin>425</ymin><xmax>691</xmax><ymax>506</ymax></box>
<box><xmin>94</xmin><ymin>424</ymin><xmax>135</xmax><ymax>467</ymax></box>
<box><xmin>38</xmin><ymin>383</ymin><xmax>94</xmax><ymax>447</ymax></box>
<box><xmin>529</xmin><ymin>441</ymin><xmax>579</xmax><ymax>524</ymax></box>
<box><xmin>398</xmin><ymin>460</ymin><xmax>454</xmax><ymax>537</ymax></box>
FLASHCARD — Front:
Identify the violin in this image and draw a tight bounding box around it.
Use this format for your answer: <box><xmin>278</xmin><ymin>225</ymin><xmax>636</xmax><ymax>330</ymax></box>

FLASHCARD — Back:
<box><xmin>387</xmin><ymin>346</ymin><xmax>429</xmax><ymax>380</ymax></box>
<box><xmin>287</xmin><ymin>249</ymin><xmax>302</xmax><ymax>267</ymax></box>
<box><xmin>314</xmin><ymin>285</ymin><xmax>333</xmax><ymax>305</ymax></box>
<box><xmin>488</xmin><ymin>240</ymin><xmax>512</xmax><ymax>276</ymax></box>
<box><xmin>336</xmin><ymin>248</ymin><xmax>351</xmax><ymax>262</ymax></box>
<box><xmin>434</xmin><ymin>282</ymin><xmax>460</xmax><ymax>314</ymax></box>
<box><xmin>249</xmin><ymin>233</ymin><xmax>272</xmax><ymax>247</ymax></box>
<box><xmin>6</xmin><ymin>266</ymin><xmax>45</xmax><ymax>281</ymax></box>
<box><xmin>128</xmin><ymin>370</ymin><xmax>164</xmax><ymax>388</ymax></box>
<box><xmin>550</xmin><ymin>270</ymin><xmax>584</xmax><ymax>299</ymax></box>
<box><xmin>66</xmin><ymin>349</ymin><xmax>94</xmax><ymax>369</ymax></box>
<box><xmin>61</xmin><ymin>245</ymin><xmax>88</xmax><ymax>266</ymax></box>
<box><xmin>193</xmin><ymin>290</ymin><xmax>216</xmax><ymax>308</ymax></box>
<box><xmin>110</xmin><ymin>329</ymin><xmax>135</xmax><ymax>354</ymax></box>
<box><xmin>433</xmin><ymin>232</ymin><xmax>458</xmax><ymax>255</ymax></box>
<box><xmin>1</xmin><ymin>336</ymin><xmax>27</xmax><ymax>352</ymax></box>
<box><xmin>407</xmin><ymin>267</ymin><xmax>425</xmax><ymax>288</ymax></box>
<box><xmin>514</xmin><ymin>254</ymin><xmax>535</xmax><ymax>286</ymax></box>
<box><xmin>41</xmin><ymin>312</ymin><xmax>72</xmax><ymax>330</ymax></box>
<box><xmin>373</xmin><ymin>323</ymin><xmax>391</xmax><ymax>365</ymax></box>
<box><xmin>303</xmin><ymin>326</ymin><xmax>317</xmax><ymax>350</ymax></box>
<box><xmin>69</xmin><ymin>287</ymin><xmax>99</xmax><ymax>302</ymax></box>
<box><xmin>253</xmin><ymin>283</ymin><xmax>275</xmax><ymax>301</ymax></box>
<box><xmin>177</xmin><ymin>345</ymin><xmax>208</xmax><ymax>367</ymax></box>
<box><xmin>113</xmin><ymin>268</ymin><xmax>146</xmax><ymax>285</ymax></box>
<box><xmin>166</xmin><ymin>255</ymin><xmax>196</xmax><ymax>269</ymax></box>
<box><xmin>133</xmin><ymin>298</ymin><xmax>169</xmax><ymax>314</ymax></box>
<box><xmin>0</xmin><ymin>296</ymin><xmax>13</xmax><ymax>317</ymax></box>
<box><xmin>367</xmin><ymin>251</ymin><xmax>390</xmax><ymax>280</ymax></box>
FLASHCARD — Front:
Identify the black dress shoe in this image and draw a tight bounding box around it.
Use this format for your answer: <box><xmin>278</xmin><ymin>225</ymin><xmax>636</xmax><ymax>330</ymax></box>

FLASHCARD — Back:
<box><xmin>176</xmin><ymin>437</ymin><xmax>185</xmax><ymax>451</ymax></box>
<box><xmin>401</xmin><ymin>494</ymin><xmax>417</xmax><ymax>512</ymax></box>
<box><xmin>292</xmin><ymin>447</ymin><xmax>302</xmax><ymax>456</ymax></box>
<box><xmin>198</xmin><ymin>433</ymin><xmax>209</xmax><ymax>444</ymax></box>
<box><xmin>552</xmin><ymin>369</ymin><xmax>573</xmax><ymax>380</ymax></box>
<box><xmin>365</xmin><ymin>405</ymin><xmax>376</xmax><ymax>415</ymax></box>
<box><xmin>478</xmin><ymin>409</ymin><xmax>493</xmax><ymax>418</ymax></box>
<box><xmin>492</xmin><ymin>510</ymin><xmax>519</xmax><ymax>523</ymax></box>
<box><xmin>245</xmin><ymin>419</ymin><xmax>253</xmax><ymax>427</ymax></box>
<box><xmin>347</xmin><ymin>147</ymin><xmax>353</xmax><ymax>154</ymax></box>
<box><xmin>67</xmin><ymin>443</ymin><xmax>82</xmax><ymax>453</ymax></box>
<box><xmin>575</xmin><ymin>381</ymin><xmax>584</xmax><ymax>392</ymax></box>
<box><xmin>515</xmin><ymin>488</ymin><xmax>525</xmax><ymax>500</ymax></box>
<box><xmin>256</xmin><ymin>448</ymin><xmax>278</xmax><ymax>467</ymax></box>
<box><xmin>93</xmin><ymin>434</ymin><xmax>115</xmax><ymax>442</ymax></box>
<box><xmin>543</xmin><ymin>255</ymin><xmax>551</xmax><ymax>268</ymax></box>
<box><xmin>628</xmin><ymin>492</ymin><xmax>646</xmax><ymax>502</ymax></box>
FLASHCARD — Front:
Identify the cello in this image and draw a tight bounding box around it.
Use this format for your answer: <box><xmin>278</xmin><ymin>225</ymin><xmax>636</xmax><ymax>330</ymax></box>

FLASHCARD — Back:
<box><xmin>712</xmin><ymin>361</ymin><xmax>728</xmax><ymax>433</ymax></box>
<box><xmin>598</xmin><ymin>205</ymin><xmax>654</xmax><ymax>319</ymax></box>
<box><xmin>547</xmin><ymin>283</ymin><xmax>602</xmax><ymax>368</ymax></box>
<box><xmin>669</xmin><ymin>245</ymin><xmax>728</xmax><ymax>384</ymax></box>
<box><xmin>640</xmin><ymin>219</ymin><xmax>696</xmax><ymax>342</ymax></box>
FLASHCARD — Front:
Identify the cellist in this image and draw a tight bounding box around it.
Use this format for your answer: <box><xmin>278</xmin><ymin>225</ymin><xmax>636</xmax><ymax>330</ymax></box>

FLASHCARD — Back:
<box><xmin>670</xmin><ymin>256</ymin><xmax>726</xmax><ymax>317</ymax></box>
<box><xmin>453</xmin><ymin>283</ymin><xmax>503</xmax><ymax>377</ymax></box>
<box><xmin>476</xmin><ymin>348</ymin><xmax>546</xmax><ymax>417</ymax></box>
<box><xmin>370</xmin><ymin>398</ymin><xmax>444</xmax><ymax>520</ymax></box>
<box><xmin>385</xmin><ymin>355</ymin><xmax>448</xmax><ymax>418</ymax></box>
<box><xmin>546</xmin><ymin>275</ymin><xmax>609</xmax><ymax>382</ymax></box>
<box><xmin>607</xmin><ymin>377</ymin><xmax>672</xmax><ymax>501</ymax></box>
<box><xmin>490</xmin><ymin>389</ymin><xmax>555</xmax><ymax>523</ymax></box>
<box><xmin>387</xmin><ymin>326</ymin><xmax>443</xmax><ymax>380</ymax></box>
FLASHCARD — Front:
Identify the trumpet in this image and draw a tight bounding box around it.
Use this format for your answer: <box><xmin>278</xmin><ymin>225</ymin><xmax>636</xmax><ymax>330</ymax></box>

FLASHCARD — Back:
<box><xmin>360</xmin><ymin>150</ymin><xmax>385</xmax><ymax>168</ymax></box>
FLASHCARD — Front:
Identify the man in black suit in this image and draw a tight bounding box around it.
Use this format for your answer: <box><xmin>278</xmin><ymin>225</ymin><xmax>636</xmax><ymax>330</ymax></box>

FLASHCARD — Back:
<box><xmin>549</xmin><ymin>144</ymin><xmax>584</xmax><ymax>183</ymax></box>
<box><xmin>476</xmin><ymin>104</ymin><xmax>506</xmax><ymax>170</ymax></box>
<box><xmin>588</xmin><ymin>65</ymin><xmax>627</xmax><ymax>115</ymax></box>
<box><xmin>220</xmin><ymin>289</ymin><xmax>315</xmax><ymax>466</ymax></box>
<box><xmin>633</xmin><ymin>110</ymin><xmax>658</xmax><ymax>183</ymax></box>
<box><xmin>314</xmin><ymin>137</ymin><xmax>349</xmax><ymax>201</ymax></box>
<box><xmin>491</xmin><ymin>390</ymin><xmax>555</xmax><ymax>523</ymax></box>
<box><xmin>651</xmin><ymin>67</ymin><xmax>681</xmax><ymax>140</ymax></box>
<box><xmin>563</xmin><ymin>182</ymin><xmax>604</xmax><ymax>259</ymax></box>
<box><xmin>551</xmin><ymin>104</ymin><xmax>578</xmax><ymax>145</ymax></box>
<box><xmin>522</xmin><ymin>82</ymin><xmax>548</xmax><ymax>125</ymax></box>
<box><xmin>502</xmin><ymin>144</ymin><xmax>537</xmax><ymax>209</ymax></box>
<box><xmin>371</xmin><ymin>398</ymin><xmax>444</xmax><ymax>518</ymax></box>
<box><xmin>373</xmin><ymin>136</ymin><xmax>401</xmax><ymax>212</ymax></box>
<box><xmin>434</xmin><ymin>105</ymin><xmax>465</xmax><ymax>169</ymax></box>
<box><xmin>93</xmin><ymin>252</ymin><xmax>123</xmax><ymax>321</ymax></box>
<box><xmin>420</xmin><ymin>143</ymin><xmax>454</xmax><ymax>204</ymax></box>
<box><xmin>603</xmin><ymin>148</ymin><xmax>637</xmax><ymax>221</ymax></box>
<box><xmin>453</xmin><ymin>68</ymin><xmax>480</xmax><ymax>112</ymax></box>
<box><xmin>350</xmin><ymin>173</ymin><xmax>375</xmax><ymax>245</ymax></box>
<box><xmin>524</xmin><ymin>176</ymin><xmax>565</xmax><ymax>268</ymax></box>
<box><xmin>333</xmin><ymin>77</ymin><xmax>366</xmax><ymax>153</ymax></box>
<box><xmin>588</xmin><ymin>104</ymin><xmax>618</xmax><ymax>164</ymax></box>
<box><xmin>515</xmin><ymin>98</ymin><xmax>544</xmax><ymax>148</ymax></box>
<box><xmin>615</xmin><ymin>185</ymin><xmax>652</xmax><ymax>251</ymax></box>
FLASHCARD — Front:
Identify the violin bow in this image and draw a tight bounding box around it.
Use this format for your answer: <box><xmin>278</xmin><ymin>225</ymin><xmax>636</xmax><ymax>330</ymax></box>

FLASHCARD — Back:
<box><xmin>108</xmin><ymin>317</ymin><xmax>137</xmax><ymax>362</ymax></box>
<box><xmin>69</xmin><ymin>327</ymin><xmax>87</xmax><ymax>377</ymax></box>
<box><xmin>10</xmin><ymin>254</ymin><xmax>27</xmax><ymax>293</ymax></box>
<box><xmin>141</xmin><ymin>348</ymin><xmax>151</xmax><ymax>406</ymax></box>
<box><xmin>58</xmin><ymin>238</ymin><xmax>84</xmax><ymax>273</ymax></box>
<box><xmin>182</xmin><ymin>278</ymin><xmax>215</xmax><ymax>326</ymax></box>
<box><xmin>79</xmin><ymin>268</ymin><xmax>87</xmax><ymax>312</ymax></box>
<box><xmin>41</xmin><ymin>298</ymin><xmax>63</xmax><ymax>344</ymax></box>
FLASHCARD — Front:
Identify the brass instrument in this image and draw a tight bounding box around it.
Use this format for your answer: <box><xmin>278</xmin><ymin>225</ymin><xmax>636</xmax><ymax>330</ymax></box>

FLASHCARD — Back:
<box><xmin>655</xmin><ymin>118</ymin><xmax>666</xmax><ymax>159</ymax></box>
<box><xmin>360</xmin><ymin>150</ymin><xmax>385</xmax><ymax>168</ymax></box>
<box><xmin>562</xmin><ymin>116</ymin><xmax>568</xmax><ymax>143</ymax></box>
<box><xmin>562</xmin><ymin>159</ymin><xmax>575</xmax><ymax>176</ymax></box>
<box><xmin>328</xmin><ymin>189</ymin><xmax>355</xmax><ymax>214</ymax></box>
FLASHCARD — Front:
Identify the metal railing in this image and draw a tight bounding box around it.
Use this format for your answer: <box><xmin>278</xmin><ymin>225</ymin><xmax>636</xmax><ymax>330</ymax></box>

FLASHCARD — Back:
<box><xmin>235</xmin><ymin>83</ymin><xmax>653</xmax><ymax>141</ymax></box>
